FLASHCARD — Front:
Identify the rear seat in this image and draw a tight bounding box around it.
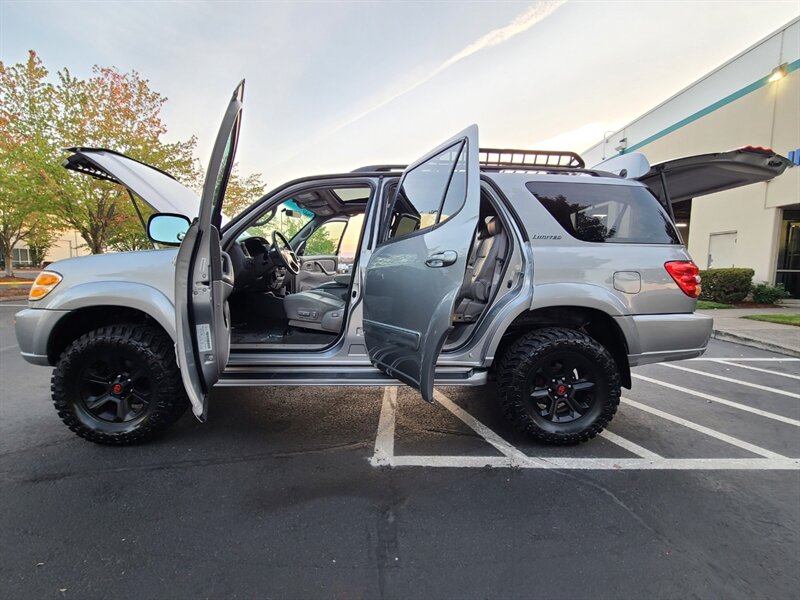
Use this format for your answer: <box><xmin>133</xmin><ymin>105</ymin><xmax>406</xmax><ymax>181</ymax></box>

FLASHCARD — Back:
<box><xmin>454</xmin><ymin>215</ymin><xmax>507</xmax><ymax>323</ymax></box>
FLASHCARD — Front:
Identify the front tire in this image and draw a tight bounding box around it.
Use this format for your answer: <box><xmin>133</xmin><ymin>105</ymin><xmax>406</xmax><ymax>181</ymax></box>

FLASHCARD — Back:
<box><xmin>52</xmin><ymin>324</ymin><xmax>189</xmax><ymax>445</ymax></box>
<box><xmin>497</xmin><ymin>327</ymin><xmax>620</xmax><ymax>444</ymax></box>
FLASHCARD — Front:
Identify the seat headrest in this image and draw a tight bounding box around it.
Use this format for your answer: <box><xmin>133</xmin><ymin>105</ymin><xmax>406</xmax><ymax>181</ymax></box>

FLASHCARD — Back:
<box><xmin>481</xmin><ymin>216</ymin><xmax>500</xmax><ymax>237</ymax></box>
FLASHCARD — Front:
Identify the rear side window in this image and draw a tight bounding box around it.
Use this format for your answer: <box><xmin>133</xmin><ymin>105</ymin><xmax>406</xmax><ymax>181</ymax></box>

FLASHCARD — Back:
<box><xmin>526</xmin><ymin>181</ymin><xmax>680</xmax><ymax>244</ymax></box>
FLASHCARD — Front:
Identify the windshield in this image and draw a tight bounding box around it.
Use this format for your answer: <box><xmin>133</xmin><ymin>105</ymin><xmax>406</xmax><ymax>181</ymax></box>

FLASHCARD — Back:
<box><xmin>238</xmin><ymin>199</ymin><xmax>314</xmax><ymax>241</ymax></box>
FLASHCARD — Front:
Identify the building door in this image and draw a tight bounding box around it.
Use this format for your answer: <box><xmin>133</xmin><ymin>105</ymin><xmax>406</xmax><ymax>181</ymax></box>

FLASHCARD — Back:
<box><xmin>776</xmin><ymin>208</ymin><xmax>800</xmax><ymax>299</ymax></box>
<box><xmin>708</xmin><ymin>232</ymin><xmax>737</xmax><ymax>268</ymax></box>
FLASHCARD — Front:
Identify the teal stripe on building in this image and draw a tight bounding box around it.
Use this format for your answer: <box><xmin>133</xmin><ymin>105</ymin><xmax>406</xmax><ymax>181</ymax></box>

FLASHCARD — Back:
<box><xmin>616</xmin><ymin>58</ymin><xmax>800</xmax><ymax>157</ymax></box>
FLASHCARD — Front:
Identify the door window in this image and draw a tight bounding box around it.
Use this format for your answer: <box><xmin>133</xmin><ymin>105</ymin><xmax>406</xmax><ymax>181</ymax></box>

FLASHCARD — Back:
<box><xmin>384</xmin><ymin>141</ymin><xmax>466</xmax><ymax>242</ymax></box>
<box><xmin>304</xmin><ymin>221</ymin><xmax>346</xmax><ymax>255</ymax></box>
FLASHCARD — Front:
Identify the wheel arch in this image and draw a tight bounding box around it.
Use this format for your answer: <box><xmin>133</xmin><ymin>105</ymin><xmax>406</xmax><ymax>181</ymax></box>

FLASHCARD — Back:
<box><xmin>492</xmin><ymin>305</ymin><xmax>632</xmax><ymax>389</ymax></box>
<box><xmin>47</xmin><ymin>303</ymin><xmax>174</xmax><ymax>365</ymax></box>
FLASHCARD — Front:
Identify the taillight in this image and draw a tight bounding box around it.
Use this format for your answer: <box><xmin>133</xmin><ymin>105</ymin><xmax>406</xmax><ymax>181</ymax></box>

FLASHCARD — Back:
<box><xmin>665</xmin><ymin>261</ymin><xmax>701</xmax><ymax>298</ymax></box>
<box><xmin>738</xmin><ymin>145</ymin><xmax>774</xmax><ymax>155</ymax></box>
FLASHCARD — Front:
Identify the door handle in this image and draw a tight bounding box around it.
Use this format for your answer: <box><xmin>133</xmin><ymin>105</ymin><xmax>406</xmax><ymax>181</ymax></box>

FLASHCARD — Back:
<box><xmin>425</xmin><ymin>250</ymin><xmax>457</xmax><ymax>268</ymax></box>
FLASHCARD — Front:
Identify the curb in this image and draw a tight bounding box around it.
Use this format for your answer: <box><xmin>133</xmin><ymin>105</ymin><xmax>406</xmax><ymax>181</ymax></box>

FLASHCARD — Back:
<box><xmin>711</xmin><ymin>329</ymin><xmax>800</xmax><ymax>358</ymax></box>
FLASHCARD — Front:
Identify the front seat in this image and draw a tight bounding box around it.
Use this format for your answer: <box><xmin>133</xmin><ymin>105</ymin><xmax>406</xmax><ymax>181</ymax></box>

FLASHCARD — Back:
<box><xmin>284</xmin><ymin>289</ymin><xmax>346</xmax><ymax>332</ymax></box>
<box><xmin>454</xmin><ymin>215</ymin><xmax>507</xmax><ymax>323</ymax></box>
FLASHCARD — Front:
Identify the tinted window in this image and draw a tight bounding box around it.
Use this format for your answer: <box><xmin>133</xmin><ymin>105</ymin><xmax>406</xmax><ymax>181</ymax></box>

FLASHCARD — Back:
<box><xmin>526</xmin><ymin>181</ymin><xmax>680</xmax><ymax>244</ymax></box>
<box><xmin>385</xmin><ymin>141</ymin><xmax>465</xmax><ymax>241</ymax></box>
<box><xmin>439</xmin><ymin>146</ymin><xmax>467</xmax><ymax>223</ymax></box>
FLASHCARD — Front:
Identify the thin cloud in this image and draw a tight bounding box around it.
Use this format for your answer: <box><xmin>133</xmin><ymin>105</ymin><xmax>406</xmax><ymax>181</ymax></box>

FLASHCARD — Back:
<box><xmin>302</xmin><ymin>1</ymin><xmax>566</xmax><ymax>147</ymax></box>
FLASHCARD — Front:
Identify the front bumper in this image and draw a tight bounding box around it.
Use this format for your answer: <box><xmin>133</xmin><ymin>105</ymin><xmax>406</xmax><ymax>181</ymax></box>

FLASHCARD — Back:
<box><xmin>619</xmin><ymin>312</ymin><xmax>713</xmax><ymax>367</ymax></box>
<box><xmin>14</xmin><ymin>307</ymin><xmax>71</xmax><ymax>366</ymax></box>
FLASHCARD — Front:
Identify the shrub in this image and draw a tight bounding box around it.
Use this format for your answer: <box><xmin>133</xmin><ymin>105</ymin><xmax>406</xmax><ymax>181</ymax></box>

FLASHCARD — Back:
<box><xmin>751</xmin><ymin>282</ymin><xmax>789</xmax><ymax>305</ymax></box>
<box><xmin>699</xmin><ymin>268</ymin><xmax>754</xmax><ymax>304</ymax></box>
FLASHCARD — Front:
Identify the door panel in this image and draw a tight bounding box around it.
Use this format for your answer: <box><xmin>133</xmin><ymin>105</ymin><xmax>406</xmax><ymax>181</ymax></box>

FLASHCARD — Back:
<box><xmin>363</xmin><ymin>125</ymin><xmax>480</xmax><ymax>402</ymax></box>
<box><xmin>296</xmin><ymin>256</ymin><xmax>339</xmax><ymax>291</ymax></box>
<box><xmin>174</xmin><ymin>81</ymin><xmax>243</xmax><ymax>421</ymax></box>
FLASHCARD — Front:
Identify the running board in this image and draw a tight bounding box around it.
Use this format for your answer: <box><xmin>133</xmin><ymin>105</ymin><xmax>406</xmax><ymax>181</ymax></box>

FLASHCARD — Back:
<box><xmin>218</xmin><ymin>366</ymin><xmax>487</xmax><ymax>387</ymax></box>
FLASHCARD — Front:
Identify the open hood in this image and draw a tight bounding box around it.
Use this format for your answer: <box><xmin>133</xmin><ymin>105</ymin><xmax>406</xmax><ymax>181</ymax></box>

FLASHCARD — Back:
<box><xmin>63</xmin><ymin>148</ymin><xmax>200</xmax><ymax>217</ymax></box>
<box><xmin>637</xmin><ymin>147</ymin><xmax>793</xmax><ymax>203</ymax></box>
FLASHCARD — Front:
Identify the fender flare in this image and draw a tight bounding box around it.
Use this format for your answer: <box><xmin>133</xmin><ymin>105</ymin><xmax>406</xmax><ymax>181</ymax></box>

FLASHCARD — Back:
<box><xmin>45</xmin><ymin>281</ymin><xmax>176</xmax><ymax>341</ymax></box>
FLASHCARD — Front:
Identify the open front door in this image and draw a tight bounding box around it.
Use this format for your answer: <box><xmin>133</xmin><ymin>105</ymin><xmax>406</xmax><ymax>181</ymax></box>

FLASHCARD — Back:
<box><xmin>363</xmin><ymin>125</ymin><xmax>480</xmax><ymax>402</ymax></box>
<box><xmin>174</xmin><ymin>82</ymin><xmax>243</xmax><ymax>421</ymax></box>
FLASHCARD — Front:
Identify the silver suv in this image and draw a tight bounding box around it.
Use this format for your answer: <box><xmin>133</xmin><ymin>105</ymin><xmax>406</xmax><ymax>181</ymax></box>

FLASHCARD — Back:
<box><xmin>14</xmin><ymin>82</ymin><xmax>792</xmax><ymax>445</ymax></box>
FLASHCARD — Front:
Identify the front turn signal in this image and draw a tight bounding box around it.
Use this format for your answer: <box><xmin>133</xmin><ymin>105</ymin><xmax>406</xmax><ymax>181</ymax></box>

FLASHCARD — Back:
<box><xmin>29</xmin><ymin>271</ymin><xmax>63</xmax><ymax>301</ymax></box>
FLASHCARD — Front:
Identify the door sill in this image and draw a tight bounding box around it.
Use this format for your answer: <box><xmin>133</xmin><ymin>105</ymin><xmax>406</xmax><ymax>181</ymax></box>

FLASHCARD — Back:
<box><xmin>218</xmin><ymin>366</ymin><xmax>487</xmax><ymax>387</ymax></box>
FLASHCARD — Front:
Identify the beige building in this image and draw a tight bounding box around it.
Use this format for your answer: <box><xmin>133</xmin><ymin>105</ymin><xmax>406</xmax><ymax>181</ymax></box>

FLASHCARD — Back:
<box><xmin>583</xmin><ymin>18</ymin><xmax>800</xmax><ymax>297</ymax></box>
<box><xmin>11</xmin><ymin>230</ymin><xmax>90</xmax><ymax>268</ymax></box>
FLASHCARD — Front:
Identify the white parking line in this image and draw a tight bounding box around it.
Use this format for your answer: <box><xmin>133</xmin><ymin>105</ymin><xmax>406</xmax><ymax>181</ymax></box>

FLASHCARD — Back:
<box><xmin>371</xmin><ymin>387</ymin><xmax>397</xmax><ymax>466</ymax></box>
<box><xmin>599</xmin><ymin>430</ymin><xmax>662</xmax><ymax>459</ymax></box>
<box><xmin>661</xmin><ymin>363</ymin><xmax>800</xmax><ymax>399</ymax></box>
<box><xmin>701</xmin><ymin>359</ymin><xmax>800</xmax><ymax>382</ymax></box>
<box><xmin>621</xmin><ymin>397</ymin><xmax>788</xmax><ymax>459</ymax></box>
<box><xmin>0</xmin><ymin>344</ymin><xmax>17</xmax><ymax>352</ymax></box>
<box><xmin>369</xmin><ymin>388</ymin><xmax>800</xmax><ymax>471</ymax></box>
<box><xmin>632</xmin><ymin>374</ymin><xmax>800</xmax><ymax>427</ymax></box>
<box><xmin>432</xmin><ymin>390</ymin><xmax>535</xmax><ymax>466</ymax></box>
<box><xmin>691</xmin><ymin>358</ymin><xmax>800</xmax><ymax>362</ymax></box>
<box><xmin>391</xmin><ymin>455</ymin><xmax>800</xmax><ymax>470</ymax></box>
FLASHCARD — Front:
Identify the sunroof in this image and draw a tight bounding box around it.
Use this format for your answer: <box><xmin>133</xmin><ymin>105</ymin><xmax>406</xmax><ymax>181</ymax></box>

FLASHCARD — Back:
<box><xmin>332</xmin><ymin>187</ymin><xmax>370</xmax><ymax>202</ymax></box>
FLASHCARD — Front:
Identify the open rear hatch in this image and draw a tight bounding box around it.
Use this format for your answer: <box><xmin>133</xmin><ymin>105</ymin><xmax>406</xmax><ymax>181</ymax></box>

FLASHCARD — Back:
<box><xmin>637</xmin><ymin>147</ymin><xmax>793</xmax><ymax>203</ymax></box>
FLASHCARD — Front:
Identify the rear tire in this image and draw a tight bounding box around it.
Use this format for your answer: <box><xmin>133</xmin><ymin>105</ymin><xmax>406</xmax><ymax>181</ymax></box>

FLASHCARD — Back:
<box><xmin>52</xmin><ymin>324</ymin><xmax>189</xmax><ymax>445</ymax></box>
<box><xmin>497</xmin><ymin>327</ymin><xmax>620</xmax><ymax>444</ymax></box>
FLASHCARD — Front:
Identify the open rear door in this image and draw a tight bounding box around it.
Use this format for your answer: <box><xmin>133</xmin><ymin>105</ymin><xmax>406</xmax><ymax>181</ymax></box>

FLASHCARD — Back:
<box><xmin>637</xmin><ymin>147</ymin><xmax>793</xmax><ymax>203</ymax></box>
<box><xmin>174</xmin><ymin>82</ymin><xmax>243</xmax><ymax>421</ymax></box>
<box><xmin>363</xmin><ymin>125</ymin><xmax>480</xmax><ymax>402</ymax></box>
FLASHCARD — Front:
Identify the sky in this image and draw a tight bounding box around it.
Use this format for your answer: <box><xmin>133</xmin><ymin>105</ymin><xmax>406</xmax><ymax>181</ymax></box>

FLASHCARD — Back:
<box><xmin>2</xmin><ymin>0</ymin><xmax>799</xmax><ymax>189</ymax></box>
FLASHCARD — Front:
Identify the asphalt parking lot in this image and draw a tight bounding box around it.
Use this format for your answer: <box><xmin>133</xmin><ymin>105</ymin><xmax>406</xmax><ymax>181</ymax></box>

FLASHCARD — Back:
<box><xmin>1</xmin><ymin>301</ymin><xmax>798</xmax><ymax>599</ymax></box>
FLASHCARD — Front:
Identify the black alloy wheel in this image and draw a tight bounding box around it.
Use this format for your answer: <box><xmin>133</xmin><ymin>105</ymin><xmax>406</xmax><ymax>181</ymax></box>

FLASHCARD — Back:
<box><xmin>52</xmin><ymin>324</ymin><xmax>189</xmax><ymax>445</ymax></box>
<box><xmin>525</xmin><ymin>351</ymin><xmax>600</xmax><ymax>425</ymax></box>
<box><xmin>497</xmin><ymin>327</ymin><xmax>621</xmax><ymax>444</ymax></box>
<box><xmin>76</xmin><ymin>351</ymin><xmax>154</xmax><ymax>426</ymax></box>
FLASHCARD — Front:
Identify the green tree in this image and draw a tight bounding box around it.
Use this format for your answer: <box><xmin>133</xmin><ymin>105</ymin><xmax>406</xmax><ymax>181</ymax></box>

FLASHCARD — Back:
<box><xmin>50</xmin><ymin>65</ymin><xmax>200</xmax><ymax>254</ymax></box>
<box><xmin>0</xmin><ymin>51</ymin><xmax>60</xmax><ymax>275</ymax></box>
<box><xmin>223</xmin><ymin>165</ymin><xmax>266</xmax><ymax>218</ymax></box>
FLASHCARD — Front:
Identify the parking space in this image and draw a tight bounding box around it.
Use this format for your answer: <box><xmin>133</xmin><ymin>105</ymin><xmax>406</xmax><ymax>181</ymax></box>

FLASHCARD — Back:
<box><xmin>370</xmin><ymin>349</ymin><xmax>800</xmax><ymax>471</ymax></box>
<box><xmin>1</xmin><ymin>302</ymin><xmax>798</xmax><ymax>599</ymax></box>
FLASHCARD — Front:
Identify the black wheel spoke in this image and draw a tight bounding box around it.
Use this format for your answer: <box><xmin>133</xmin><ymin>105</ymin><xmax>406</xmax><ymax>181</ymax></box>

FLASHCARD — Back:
<box><xmin>547</xmin><ymin>399</ymin><xmax>559</xmax><ymax>420</ymax></box>
<box><xmin>572</xmin><ymin>380</ymin><xmax>595</xmax><ymax>393</ymax></box>
<box><xmin>85</xmin><ymin>393</ymin><xmax>112</xmax><ymax>411</ymax></box>
<box><xmin>116</xmin><ymin>397</ymin><xmax>131</xmax><ymax>421</ymax></box>
<box><xmin>530</xmin><ymin>388</ymin><xmax>550</xmax><ymax>400</ymax></box>
<box><xmin>563</xmin><ymin>395</ymin><xmax>587</xmax><ymax>415</ymax></box>
<box><xmin>129</xmin><ymin>391</ymin><xmax>150</xmax><ymax>405</ymax></box>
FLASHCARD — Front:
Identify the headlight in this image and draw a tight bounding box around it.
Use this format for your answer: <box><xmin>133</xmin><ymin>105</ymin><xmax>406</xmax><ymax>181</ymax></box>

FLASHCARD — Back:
<box><xmin>29</xmin><ymin>271</ymin><xmax>63</xmax><ymax>301</ymax></box>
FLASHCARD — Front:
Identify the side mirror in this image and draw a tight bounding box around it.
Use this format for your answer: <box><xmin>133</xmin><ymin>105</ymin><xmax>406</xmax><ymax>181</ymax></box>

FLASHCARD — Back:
<box><xmin>147</xmin><ymin>213</ymin><xmax>191</xmax><ymax>246</ymax></box>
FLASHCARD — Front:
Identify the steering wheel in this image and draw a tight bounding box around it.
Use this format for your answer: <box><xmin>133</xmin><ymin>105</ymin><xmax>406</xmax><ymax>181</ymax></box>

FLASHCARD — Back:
<box><xmin>271</xmin><ymin>230</ymin><xmax>300</xmax><ymax>274</ymax></box>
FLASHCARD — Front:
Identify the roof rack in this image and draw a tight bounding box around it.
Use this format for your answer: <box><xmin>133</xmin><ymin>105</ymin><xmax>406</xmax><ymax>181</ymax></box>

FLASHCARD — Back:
<box><xmin>479</xmin><ymin>148</ymin><xmax>585</xmax><ymax>169</ymax></box>
<box><xmin>352</xmin><ymin>147</ymin><xmax>586</xmax><ymax>173</ymax></box>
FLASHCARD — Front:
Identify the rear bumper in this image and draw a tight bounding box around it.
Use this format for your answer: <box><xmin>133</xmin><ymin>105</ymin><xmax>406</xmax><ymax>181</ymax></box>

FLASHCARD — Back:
<box><xmin>620</xmin><ymin>312</ymin><xmax>713</xmax><ymax>367</ymax></box>
<box><xmin>14</xmin><ymin>307</ymin><xmax>70</xmax><ymax>366</ymax></box>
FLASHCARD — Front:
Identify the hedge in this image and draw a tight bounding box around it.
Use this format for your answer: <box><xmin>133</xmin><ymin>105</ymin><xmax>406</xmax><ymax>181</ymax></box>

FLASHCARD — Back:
<box><xmin>751</xmin><ymin>282</ymin><xmax>789</xmax><ymax>304</ymax></box>
<box><xmin>699</xmin><ymin>268</ymin><xmax>754</xmax><ymax>304</ymax></box>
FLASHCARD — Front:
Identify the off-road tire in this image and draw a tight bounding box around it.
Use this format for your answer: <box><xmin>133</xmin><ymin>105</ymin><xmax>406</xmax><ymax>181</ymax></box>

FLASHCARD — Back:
<box><xmin>497</xmin><ymin>327</ymin><xmax>620</xmax><ymax>444</ymax></box>
<box><xmin>52</xmin><ymin>324</ymin><xmax>189</xmax><ymax>445</ymax></box>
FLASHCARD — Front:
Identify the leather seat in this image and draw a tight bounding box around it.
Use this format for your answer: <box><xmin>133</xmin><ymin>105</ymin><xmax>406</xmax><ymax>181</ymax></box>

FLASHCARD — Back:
<box><xmin>454</xmin><ymin>216</ymin><xmax>507</xmax><ymax>322</ymax></box>
<box><xmin>284</xmin><ymin>289</ymin><xmax>346</xmax><ymax>332</ymax></box>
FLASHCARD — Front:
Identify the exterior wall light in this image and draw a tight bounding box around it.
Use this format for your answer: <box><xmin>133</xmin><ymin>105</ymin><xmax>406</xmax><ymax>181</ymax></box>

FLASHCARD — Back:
<box><xmin>768</xmin><ymin>63</ymin><xmax>788</xmax><ymax>82</ymax></box>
